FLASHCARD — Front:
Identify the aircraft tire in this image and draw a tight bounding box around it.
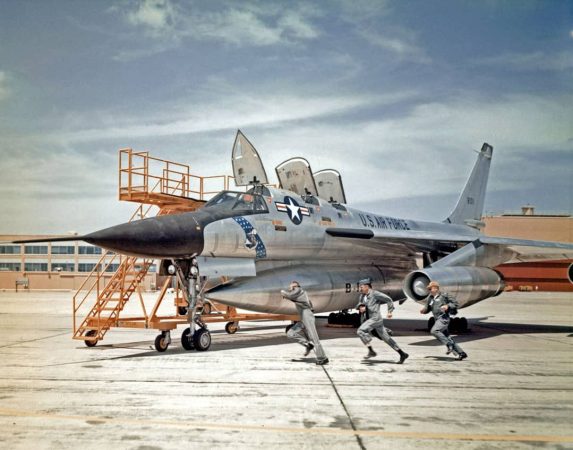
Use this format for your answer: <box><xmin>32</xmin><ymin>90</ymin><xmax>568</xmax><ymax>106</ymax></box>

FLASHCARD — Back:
<box><xmin>181</xmin><ymin>327</ymin><xmax>194</xmax><ymax>351</ymax></box>
<box><xmin>225</xmin><ymin>321</ymin><xmax>239</xmax><ymax>334</ymax></box>
<box><xmin>193</xmin><ymin>328</ymin><xmax>211</xmax><ymax>351</ymax></box>
<box><xmin>84</xmin><ymin>330</ymin><xmax>98</xmax><ymax>347</ymax></box>
<box><xmin>154</xmin><ymin>334</ymin><xmax>169</xmax><ymax>352</ymax></box>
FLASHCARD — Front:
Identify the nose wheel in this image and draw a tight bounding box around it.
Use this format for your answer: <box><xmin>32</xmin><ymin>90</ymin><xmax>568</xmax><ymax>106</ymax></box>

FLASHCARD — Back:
<box><xmin>181</xmin><ymin>327</ymin><xmax>211</xmax><ymax>351</ymax></box>
<box><xmin>171</xmin><ymin>258</ymin><xmax>213</xmax><ymax>352</ymax></box>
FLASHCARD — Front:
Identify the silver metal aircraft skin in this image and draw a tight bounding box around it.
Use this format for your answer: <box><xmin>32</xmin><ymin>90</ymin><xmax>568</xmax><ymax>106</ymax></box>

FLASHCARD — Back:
<box><xmin>13</xmin><ymin>134</ymin><xmax>573</xmax><ymax>321</ymax></box>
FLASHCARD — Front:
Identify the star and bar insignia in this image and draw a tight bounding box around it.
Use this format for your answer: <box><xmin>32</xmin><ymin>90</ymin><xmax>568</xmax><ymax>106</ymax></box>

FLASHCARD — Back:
<box><xmin>275</xmin><ymin>196</ymin><xmax>310</xmax><ymax>225</ymax></box>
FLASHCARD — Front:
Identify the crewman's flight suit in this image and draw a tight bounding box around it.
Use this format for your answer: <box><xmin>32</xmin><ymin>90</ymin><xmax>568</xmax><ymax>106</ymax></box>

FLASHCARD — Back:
<box><xmin>281</xmin><ymin>286</ymin><xmax>328</xmax><ymax>365</ymax></box>
<box><xmin>357</xmin><ymin>289</ymin><xmax>408</xmax><ymax>362</ymax></box>
<box><xmin>421</xmin><ymin>291</ymin><xmax>467</xmax><ymax>359</ymax></box>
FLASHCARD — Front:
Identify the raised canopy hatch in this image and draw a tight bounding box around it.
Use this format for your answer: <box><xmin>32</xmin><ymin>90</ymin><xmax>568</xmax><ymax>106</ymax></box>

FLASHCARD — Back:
<box><xmin>232</xmin><ymin>130</ymin><xmax>269</xmax><ymax>186</ymax></box>
<box><xmin>314</xmin><ymin>169</ymin><xmax>347</xmax><ymax>204</ymax></box>
<box><xmin>275</xmin><ymin>157</ymin><xmax>318</xmax><ymax>196</ymax></box>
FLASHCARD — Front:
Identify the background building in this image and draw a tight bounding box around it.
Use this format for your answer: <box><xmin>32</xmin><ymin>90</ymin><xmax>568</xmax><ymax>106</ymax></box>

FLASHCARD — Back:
<box><xmin>483</xmin><ymin>207</ymin><xmax>572</xmax><ymax>292</ymax></box>
<box><xmin>0</xmin><ymin>235</ymin><xmax>156</xmax><ymax>291</ymax></box>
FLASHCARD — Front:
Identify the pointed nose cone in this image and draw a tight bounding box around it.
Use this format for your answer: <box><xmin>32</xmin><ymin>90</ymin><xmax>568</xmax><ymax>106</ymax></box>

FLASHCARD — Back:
<box><xmin>83</xmin><ymin>214</ymin><xmax>204</xmax><ymax>258</ymax></box>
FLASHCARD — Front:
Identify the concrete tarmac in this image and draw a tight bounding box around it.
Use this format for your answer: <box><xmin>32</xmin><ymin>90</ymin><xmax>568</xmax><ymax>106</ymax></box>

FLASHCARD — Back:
<box><xmin>0</xmin><ymin>290</ymin><xmax>572</xmax><ymax>450</ymax></box>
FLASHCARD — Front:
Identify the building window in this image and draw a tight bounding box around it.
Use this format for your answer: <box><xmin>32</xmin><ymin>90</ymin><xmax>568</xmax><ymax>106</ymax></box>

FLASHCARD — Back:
<box><xmin>148</xmin><ymin>264</ymin><xmax>157</xmax><ymax>273</ymax></box>
<box><xmin>78</xmin><ymin>263</ymin><xmax>100</xmax><ymax>272</ymax></box>
<box><xmin>78</xmin><ymin>246</ymin><xmax>103</xmax><ymax>255</ymax></box>
<box><xmin>24</xmin><ymin>263</ymin><xmax>48</xmax><ymax>272</ymax></box>
<box><xmin>25</xmin><ymin>246</ymin><xmax>48</xmax><ymax>255</ymax></box>
<box><xmin>51</xmin><ymin>263</ymin><xmax>75</xmax><ymax>272</ymax></box>
<box><xmin>0</xmin><ymin>263</ymin><xmax>21</xmax><ymax>271</ymax></box>
<box><xmin>51</xmin><ymin>246</ymin><xmax>75</xmax><ymax>255</ymax></box>
<box><xmin>0</xmin><ymin>245</ymin><xmax>21</xmax><ymax>254</ymax></box>
<box><xmin>105</xmin><ymin>264</ymin><xmax>120</xmax><ymax>273</ymax></box>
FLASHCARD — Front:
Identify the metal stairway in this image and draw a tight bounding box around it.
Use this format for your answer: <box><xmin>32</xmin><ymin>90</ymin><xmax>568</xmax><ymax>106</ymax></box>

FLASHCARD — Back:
<box><xmin>73</xmin><ymin>256</ymin><xmax>153</xmax><ymax>345</ymax></box>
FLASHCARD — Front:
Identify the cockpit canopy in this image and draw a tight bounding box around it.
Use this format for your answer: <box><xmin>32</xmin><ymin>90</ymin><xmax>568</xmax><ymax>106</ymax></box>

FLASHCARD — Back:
<box><xmin>204</xmin><ymin>191</ymin><xmax>268</xmax><ymax>214</ymax></box>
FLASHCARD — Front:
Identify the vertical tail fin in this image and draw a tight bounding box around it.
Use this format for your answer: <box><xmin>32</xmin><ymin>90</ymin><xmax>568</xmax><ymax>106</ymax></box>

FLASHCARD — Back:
<box><xmin>445</xmin><ymin>143</ymin><xmax>493</xmax><ymax>229</ymax></box>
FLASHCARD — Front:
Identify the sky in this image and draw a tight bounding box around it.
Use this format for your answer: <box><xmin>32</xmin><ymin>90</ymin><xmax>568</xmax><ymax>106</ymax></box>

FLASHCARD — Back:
<box><xmin>0</xmin><ymin>0</ymin><xmax>571</xmax><ymax>235</ymax></box>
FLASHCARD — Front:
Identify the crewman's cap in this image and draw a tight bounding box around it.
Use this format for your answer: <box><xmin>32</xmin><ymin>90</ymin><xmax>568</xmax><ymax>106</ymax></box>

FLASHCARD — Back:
<box><xmin>358</xmin><ymin>278</ymin><xmax>372</xmax><ymax>286</ymax></box>
<box><xmin>427</xmin><ymin>281</ymin><xmax>440</xmax><ymax>289</ymax></box>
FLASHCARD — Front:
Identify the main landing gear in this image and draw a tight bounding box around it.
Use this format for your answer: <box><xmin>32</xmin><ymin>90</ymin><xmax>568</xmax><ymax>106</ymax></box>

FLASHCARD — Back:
<box><xmin>427</xmin><ymin>316</ymin><xmax>469</xmax><ymax>333</ymax></box>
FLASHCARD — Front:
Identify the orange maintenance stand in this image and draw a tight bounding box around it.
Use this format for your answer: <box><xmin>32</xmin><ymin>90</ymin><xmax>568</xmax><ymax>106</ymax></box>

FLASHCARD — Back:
<box><xmin>72</xmin><ymin>148</ymin><xmax>295</xmax><ymax>351</ymax></box>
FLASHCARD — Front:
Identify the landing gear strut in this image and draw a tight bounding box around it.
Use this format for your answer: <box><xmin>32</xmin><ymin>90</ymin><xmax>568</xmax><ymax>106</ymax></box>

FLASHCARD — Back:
<box><xmin>172</xmin><ymin>258</ymin><xmax>212</xmax><ymax>352</ymax></box>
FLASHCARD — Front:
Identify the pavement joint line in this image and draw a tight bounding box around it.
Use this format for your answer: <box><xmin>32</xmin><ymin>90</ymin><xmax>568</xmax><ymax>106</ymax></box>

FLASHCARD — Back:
<box><xmin>321</xmin><ymin>366</ymin><xmax>366</xmax><ymax>450</ymax></box>
<box><xmin>1</xmin><ymin>408</ymin><xmax>572</xmax><ymax>443</ymax></box>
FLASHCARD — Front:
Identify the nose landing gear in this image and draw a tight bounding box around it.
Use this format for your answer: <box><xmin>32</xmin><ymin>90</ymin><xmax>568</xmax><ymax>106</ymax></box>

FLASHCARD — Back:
<box><xmin>172</xmin><ymin>258</ymin><xmax>212</xmax><ymax>352</ymax></box>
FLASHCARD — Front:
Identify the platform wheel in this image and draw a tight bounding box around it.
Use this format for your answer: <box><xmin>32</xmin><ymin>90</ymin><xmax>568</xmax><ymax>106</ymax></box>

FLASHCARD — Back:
<box><xmin>193</xmin><ymin>328</ymin><xmax>211</xmax><ymax>351</ymax></box>
<box><xmin>225</xmin><ymin>321</ymin><xmax>239</xmax><ymax>334</ymax></box>
<box><xmin>84</xmin><ymin>330</ymin><xmax>98</xmax><ymax>348</ymax></box>
<box><xmin>154</xmin><ymin>334</ymin><xmax>169</xmax><ymax>352</ymax></box>
<box><xmin>177</xmin><ymin>306</ymin><xmax>188</xmax><ymax>316</ymax></box>
<box><xmin>181</xmin><ymin>327</ymin><xmax>194</xmax><ymax>351</ymax></box>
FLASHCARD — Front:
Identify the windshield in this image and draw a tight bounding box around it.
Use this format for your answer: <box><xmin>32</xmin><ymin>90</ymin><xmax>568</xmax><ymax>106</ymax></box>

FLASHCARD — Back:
<box><xmin>204</xmin><ymin>191</ymin><xmax>268</xmax><ymax>213</ymax></box>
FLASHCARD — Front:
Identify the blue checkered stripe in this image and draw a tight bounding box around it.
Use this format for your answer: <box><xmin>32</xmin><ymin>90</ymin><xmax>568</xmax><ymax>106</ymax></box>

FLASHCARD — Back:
<box><xmin>233</xmin><ymin>217</ymin><xmax>267</xmax><ymax>259</ymax></box>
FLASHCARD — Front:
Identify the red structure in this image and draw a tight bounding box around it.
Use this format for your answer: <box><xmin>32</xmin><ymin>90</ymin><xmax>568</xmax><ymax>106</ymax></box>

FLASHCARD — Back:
<box><xmin>483</xmin><ymin>208</ymin><xmax>572</xmax><ymax>292</ymax></box>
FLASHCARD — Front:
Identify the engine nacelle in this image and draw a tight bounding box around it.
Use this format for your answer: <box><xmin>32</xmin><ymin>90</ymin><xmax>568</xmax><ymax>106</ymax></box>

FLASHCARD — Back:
<box><xmin>403</xmin><ymin>266</ymin><xmax>504</xmax><ymax>308</ymax></box>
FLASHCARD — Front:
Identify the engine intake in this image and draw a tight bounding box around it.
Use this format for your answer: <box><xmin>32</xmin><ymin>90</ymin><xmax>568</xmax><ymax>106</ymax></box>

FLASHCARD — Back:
<box><xmin>403</xmin><ymin>266</ymin><xmax>504</xmax><ymax>308</ymax></box>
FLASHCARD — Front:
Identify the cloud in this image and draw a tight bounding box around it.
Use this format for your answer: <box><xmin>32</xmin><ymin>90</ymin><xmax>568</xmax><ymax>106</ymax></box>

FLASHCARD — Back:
<box><xmin>126</xmin><ymin>0</ymin><xmax>178</xmax><ymax>34</ymax></box>
<box><xmin>357</xmin><ymin>28</ymin><xmax>431</xmax><ymax>63</ymax></box>
<box><xmin>113</xmin><ymin>0</ymin><xmax>321</xmax><ymax>59</ymax></box>
<box><xmin>0</xmin><ymin>71</ymin><xmax>10</xmax><ymax>101</ymax></box>
<box><xmin>55</xmin><ymin>90</ymin><xmax>417</xmax><ymax>143</ymax></box>
<box><xmin>475</xmin><ymin>50</ymin><xmax>573</xmax><ymax>71</ymax></box>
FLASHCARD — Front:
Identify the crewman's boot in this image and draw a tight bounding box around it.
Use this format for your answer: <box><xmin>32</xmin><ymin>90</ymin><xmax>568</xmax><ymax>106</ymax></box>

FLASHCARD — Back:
<box><xmin>365</xmin><ymin>346</ymin><xmax>377</xmax><ymax>359</ymax></box>
<box><xmin>457</xmin><ymin>352</ymin><xmax>468</xmax><ymax>361</ymax></box>
<box><xmin>304</xmin><ymin>343</ymin><xmax>314</xmax><ymax>357</ymax></box>
<box><xmin>397</xmin><ymin>349</ymin><xmax>409</xmax><ymax>364</ymax></box>
<box><xmin>316</xmin><ymin>358</ymin><xmax>329</xmax><ymax>366</ymax></box>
